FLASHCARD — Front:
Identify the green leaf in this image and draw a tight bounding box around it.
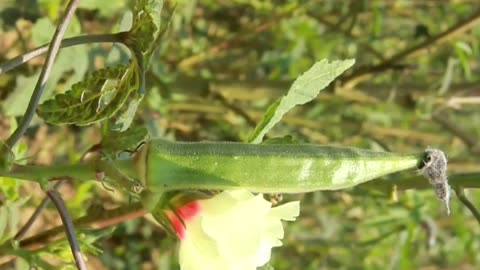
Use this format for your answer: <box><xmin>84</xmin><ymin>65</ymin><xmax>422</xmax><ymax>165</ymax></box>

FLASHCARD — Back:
<box><xmin>10</xmin><ymin>249</ymin><xmax>54</xmax><ymax>270</ymax></box>
<box><xmin>26</xmin><ymin>227</ymin><xmax>107</xmax><ymax>268</ymax></box>
<box><xmin>38</xmin><ymin>0</ymin><xmax>61</xmax><ymax>21</ymax></box>
<box><xmin>0</xmin><ymin>141</ymin><xmax>14</xmax><ymax>171</ymax></box>
<box><xmin>3</xmin><ymin>17</ymin><xmax>88</xmax><ymax>116</ymax></box>
<box><xmin>66</xmin><ymin>181</ymin><xmax>96</xmax><ymax>218</ymax></box>
<box><xmin>128</xmin><ymin>0</ymin><xmax>163</xmax><ymax>57</ymax></box>
<box><xmin>14</xmin><ymin>256</ymin><xmax>30</xmax><ymax>270</ymax></box>
<box><xmin>4</xmin><ymin>46</ymin><xmax>88</xmax><ymax>116</ymax></box>
<box><xmin>37</xmin><ymin>63</ymin><xmax>139</xmax><ymax>126</ymax></box>
<box><xmin>455</xmin><ymin>41</ymin><xmax>473</xmax><ymax>80</ymax></box>
<box><xmin>0</xmin><ymin>177</ymin><xmax>20</xmax><ymax>201</ymax></box>
<box><xmin>248</xmin><ymin>59</ymin><xmax>355</xmax><ymax>143</ymax></box>
<box><xmin>102</xmin><ymin>126</ymin><xmax>148</xmax><ymax>155</ymax></box>
<box><xmin>78</xmin><ymin>0</ymin><xmax>126</xmax><ymax>17</ymax></box>
<box><xmin>111</xmin><ymin>98</ymin><xmax>142</xmax><ymax>132</ymax></box>
<box><xmin>35</xmin><ymin>1</ymin><xmax>169</xmax><ymax>128</ymax></box>
<box><xmin>0</xmin><ymin>206</ymin><xmax>8</xmax><ymax>241</ymax></box>
<box><xmin>32</xmin><ymin>18</ymin><xmax>88</xmax><ymax>92</ymax></box>
<box><xmin>261</xmin><ymin>135</ymin><xmax>298</xmax><ymax>145</ymax></box>
<box><xmin>3</xmin><ymin>72</ymin><xmax>38</xmax><ymax>116</ymax></box>
<box><xmin>36</xmin><ymin>1</ymin><xmax>168</xmax><ymax>128</ymax></box>
<box><xmin>127</xmin><ymin>0</ymin><xmax>166</xmax><ymax>95</ymax></box>
<box><xmin>31</xmin><ymin>17</ymin><xmax>82</xmax><ymax>44</ymax></box>
<box><xmin>0</xmin><ymin>196</ymin><xmax>29</xmax><ymax>244</ymax></box>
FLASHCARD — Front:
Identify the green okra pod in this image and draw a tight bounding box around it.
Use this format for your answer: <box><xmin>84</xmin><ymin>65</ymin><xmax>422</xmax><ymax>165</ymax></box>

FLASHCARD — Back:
<box><xmin>135</xmin><ymin>140</ymin><xmax>424</xmax><ymax>193</ymax></box>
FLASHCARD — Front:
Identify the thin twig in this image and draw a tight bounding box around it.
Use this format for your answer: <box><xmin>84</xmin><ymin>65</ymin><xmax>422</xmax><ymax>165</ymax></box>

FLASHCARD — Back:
<box><xmin>446</xmin><ymin>96</ymin><xmax>480</xmax><ymax>108</ymax></box>
<box><xmin>0</xmin><ymin>203</ymin><xmax>146</xmax><ymax>266</ymax></box>
<box><xmin>210</xmin><ymin>92</ymin><xmax>257</xmax><ymax>127</ymax></box>
<box><xmin>341</xmin><ymin>8</ymin><xmax>480</xmax><ymax>87</ymax></box>
<box><xmin>306</xmin><ymin>11</ymin><xmax>385</xmax><ymax>61</ymax></box>
<box><xmin>178</xmin><ymin>9</ymin><xmax>295</xmax><ymax>70</ymax></box>
<box><xmin>14</xmin><ymin>180</ymin><xmax>66</xmax><ymax>240</ymax></box>
<box><xmin>432</xmin><ymin>113</ymin><xmax>480</xmax><ymax>154</ymax></box>
<box><xmin>18</xmin><ymin>203</ymin><xmax>145</xmax><ymax>251</ymax></box>
<box><xmin>454</xmin><ymin>187</ymin><xmax>480</xmax><ymax>226</ymax></box>
<box><xmin>5</xmin><ymin>0</ymin><xmax>80</xmax><ymax>150</ymax></box>
<box><xmin>46</xmin><ymin>190</ymin><xmax>87</xmax><ymax>270</ymax></box>
<box><xmin>420</xmin><ymin>217</ymin><xmax>438</xmax><ymax>249</ymax></box>
<box><xmin>0</xmin><ymin>33</ymin><xmax>127</xmax><ymax>75</ymax></box>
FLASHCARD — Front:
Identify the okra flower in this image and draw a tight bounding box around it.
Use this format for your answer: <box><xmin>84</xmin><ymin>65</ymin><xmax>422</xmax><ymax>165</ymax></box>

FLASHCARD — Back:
<box><xmin>166</xmin><ymin>190</ymin><xmax>300</xmax><ymax>270</ymax></box>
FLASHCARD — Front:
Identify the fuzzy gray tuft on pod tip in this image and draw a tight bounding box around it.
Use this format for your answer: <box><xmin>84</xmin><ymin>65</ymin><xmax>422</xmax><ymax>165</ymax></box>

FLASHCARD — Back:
<box><xmin>421</xmin><ymin>148</ymin><xmax>450</xmax><ymax>215</ymax></box>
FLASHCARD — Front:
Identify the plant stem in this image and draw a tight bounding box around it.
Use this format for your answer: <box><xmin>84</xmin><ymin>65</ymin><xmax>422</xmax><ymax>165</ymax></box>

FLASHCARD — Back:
<box><xmin>46</xmin><ymin>190</ymin><xmax>87</xmax><ymax>270</ymax></box>
<box><xmin>454</xmin><ymin>187</ymin><xmax>480</xmax><ymax>226</ymax></box>
<box><xmin>14</xmin><ymin>147</ymin><xmax>101</xmax><ymax>241</ymax></box>
<box><xmin>2</xmin><ymin>158</ymin><xmax>479</xmax><ymax>192</ymax></box>
<box><xmin>5</xmin><ymin>0</ymin><xmax>80</xmax><ymax>150</ymax></box>
<box><xmin>14</xmin><ymin>180</ymin><xmax>66</xmax><ymax>240</ymax></box>
<box><xmin>1</xmin><ymin>163</ymin><xmax>95</xmax><ymax>183</ymax></box>
<box><xmin>0</xmin><ymin>159</ymin><xmax>138</xmax><ymax>188</ymax></box>
<box><xmin>0</xmin><ymin>33</ymin><xmax>127</xmax><ymax>75</ymax></box>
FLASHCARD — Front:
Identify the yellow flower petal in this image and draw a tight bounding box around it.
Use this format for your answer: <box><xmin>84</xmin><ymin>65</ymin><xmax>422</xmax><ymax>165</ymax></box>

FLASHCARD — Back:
<box><xmin>178</xmin><ymin>190</ymin><xmax>300</xmax><ymax>270</ymax></box>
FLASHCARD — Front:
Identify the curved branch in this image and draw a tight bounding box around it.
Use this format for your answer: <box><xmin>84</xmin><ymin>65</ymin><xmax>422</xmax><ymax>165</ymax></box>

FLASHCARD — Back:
<box><xmin>46</xmin><ymin>190</ymin><xmax>87</xmax><ymax>270</ymax></box>
<box><xmin>454</xmin><ymin>187</ymin><xmax>480</xmax><ymax>226</ymax></box>
<box><xmin>13</xmin><ymin>145</ymin><xmax>106</xmax><ymax>241</ymax></box>
<box><xmin>0</xmin><ymin>203</ymin><xmax>145</xmax><ymax>267</ymax></box>
<box><xmin>19</xmin><ymin>203</ymin><xmax>145</xmax><ymax>251</ymax></box>
<box><xmin>14</xmin><ymin>180</ymin><xmax>66</xmax><ymax>240</ymax></box>
<box><xmin>341</xmin><ymin>8</ymin><xmax>480</xmax><ymax>87</ymax></box>
<box><xmin>5</xmin><ymin>0</ymin><xmax>80</xmax><ymax>150</ymax></box>
<box><xmin>0</xmin><ymin>33</ymin><xmax>127</xmax><ymax>75</ymax></box>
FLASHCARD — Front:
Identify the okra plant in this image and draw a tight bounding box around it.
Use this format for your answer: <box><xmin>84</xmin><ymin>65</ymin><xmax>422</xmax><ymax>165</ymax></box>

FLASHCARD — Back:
<box><xmin>0</xmin><ymin>0</ymin><xmax>478</xmax><ymax>269</ymax></box>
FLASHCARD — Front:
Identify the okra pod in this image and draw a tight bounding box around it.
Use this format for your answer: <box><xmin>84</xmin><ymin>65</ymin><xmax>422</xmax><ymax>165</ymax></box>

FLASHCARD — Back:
<box><xmin>135</xmin><ymin>140</ymin><xmax>424</xmax><ymax>193</ymax></box>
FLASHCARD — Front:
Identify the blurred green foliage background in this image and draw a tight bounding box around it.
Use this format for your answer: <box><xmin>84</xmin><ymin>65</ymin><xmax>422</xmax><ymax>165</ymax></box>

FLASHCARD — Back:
<box><xmin>0</xmin><ymin>0</ymin><xmax>480</xmax><ymax>269</ymax></box>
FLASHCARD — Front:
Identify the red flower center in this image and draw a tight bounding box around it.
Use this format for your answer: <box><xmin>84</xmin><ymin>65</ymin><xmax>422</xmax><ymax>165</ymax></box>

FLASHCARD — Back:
<box><xmin>168</xmin><ymin>201</ymin><xmax>202</xmax><ymax>239</ymax></box>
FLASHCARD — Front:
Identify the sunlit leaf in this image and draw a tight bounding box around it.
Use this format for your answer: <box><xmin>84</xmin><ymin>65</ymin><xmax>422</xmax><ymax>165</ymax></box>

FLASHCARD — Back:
<box><xmin>78</xmin><ymin>0</ymin><xmax>126</xmax><ymax>17</ymax></box>
<box><xmin>455</xmin><ymin>41</ymin><xmax>473</xmax><ymax>80</ymax></box>
<box><xmin>36</xmin><ymin>0</ymin><xmax>168</xmax><ymax>128</ymax></box>
<box><xmin>0</xmin><ymin>142</ymin><xmax>14</xmax><ymax>171</ymax></box>
<box><xmin>248</xmin><ymin>59</ymin><xmax>355</xmax><ymax>143</ymax></box>
<box><xmin>0</xmin><ymin>206</ymin><xmax>8</xmax><ymax>241</ymax></box>
<box><xmin>14</xmin><ymin>256</ymin><xmax>30</xmax><ymax>270</ymax></box>
<box><xmin>41</xmin><ymin>227</ymin><xmax>114</xmax><ymax>268</ymax></box>
<box><xmin>127</xmin><ymin>0</ymin><xmax>165</xmax><ymax>96</ymax></box>
<box><xmin>37</xmin><ymin>63</ymin><xmax>139</xmax><ymax>125</ymax></box>
<box><xmin>111</xmin><ymin>98</ymin><xmax>142</xmax><ymax>132</ymax></box>
<box><xmin>0</xmin><ymin>196</ymin><xmax>29</xmax><ymax>244</ymax></box>
<box><xmin>0</xmin><ymin>177</ymin><xmax>20</xmax><ymax>201</ymax></box>
<box><xmin>128</xmin><ymin>0</ymin><xmax>164</xmax><ymax>57</ymax></box>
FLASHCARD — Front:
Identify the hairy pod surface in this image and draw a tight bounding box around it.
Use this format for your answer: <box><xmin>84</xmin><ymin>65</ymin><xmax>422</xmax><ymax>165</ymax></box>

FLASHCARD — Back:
<box><xmin>137</xmin><ymin>140</ymin><xmax>423</xmax><ymax>193</ymax></box>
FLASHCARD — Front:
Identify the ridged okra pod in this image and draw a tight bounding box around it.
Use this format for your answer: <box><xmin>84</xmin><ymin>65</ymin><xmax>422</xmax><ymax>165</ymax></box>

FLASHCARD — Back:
<box><xmin>134</xmin><ymin>140</ymin><xmax>424</xmax><ymax>193</ymax></box>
